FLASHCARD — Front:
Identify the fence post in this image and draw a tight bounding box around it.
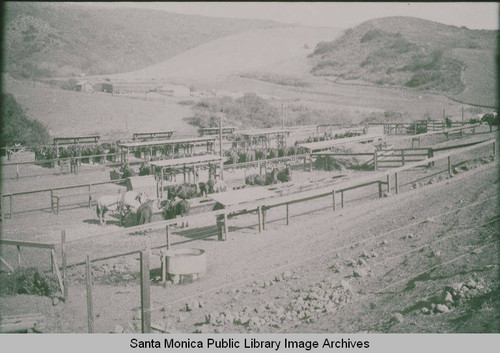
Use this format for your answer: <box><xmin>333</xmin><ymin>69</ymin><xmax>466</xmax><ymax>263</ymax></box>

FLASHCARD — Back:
<box><xmin>394</xmin><ymin>172</ymin><xmax>399</xmax><ymax>194</ymax></box>
<box><xmin>140</xmin><ymin>249</ymin><xmax>151</xmax><ymax>333</ymax></box>
<box><xmin>88</xmin><ymin>185</ymin><xmax>91</xmax><ymax>208</ymax></box>
<box><xmin>1</xmin><ymin>195</ymin><xmax>4</xmax><ymax>221</ymax></box>
<box><xmin>257</xmin><ymin>206</ymin><xmax>262</xmax><ymax>233</ymax></box>
<box><xmin>223</xmin><ymin>212</ymin><xmax>229</xmax><ymax>240</ymax></box>
<box><xmin>61</xmin><ymin>230</ymin><xmax>68</xmax><ymax>301</ymax></box>
<box><xmin>262</xmin><ymin>208</ymin><xmax>266</xmax><ymax>231</ymax></box>
<box><xmin>401</xmin><ymin>150</ymin><xmax>405</xmax><ymax>166</ymax></box>
<box><xmin>286</xmin><ymin>204</ymin><xmax>289</xmax><ymax>225</ymax></box>
<box><xmin>85</xmin><ymin>254</ymin><xmax>94</xmax><ymax>333</ymax></box>
<box><xmin>386</xmin><ymin>175</ymin><xmax>390</xmax><ymax>193</ymax></box>
<box><xmin>373</xmin><ymin>151</ymin><xmax>378</xmax><ymax>171</ymax></box>
<box><xmin>493</xmin><ymin>141</ymin><xmax>496</xmax><ymax>158</ymax></box>
<box><xmin>16</xmin><ymin>164</ymin><xmax>19</xmax><ymax>181</ymax></box>
<box><xmin>16</xmin><ymin>246</ymin><xmax>21</xmax><ymax>269</ymax></box>
<box><xmin>341</xmin><ymin>191</ymin><xmax>344</xmax><ymax>209</ymax></box>
<box><xmin>165</xmin><ymin>225</ymin><xmax>170</xmax><ymax>250</ymax></box>
<box><xmin>448</xmin><ymin>156</ymin><xmax>452</xmax><ymax>177</ymax></box>
<box><xmin>378</xmin><ymin>181</ymin><xmax>382</xmax><ymax>198</ymax></box>
<box><xmin>10</xmin><ymin>195</ymin><xmax>13</xmax><ymax>219</ymax></box>
<box><xmin>332</xmin><ymin>190</ymin><xmax>336</xmax><ymax>211</ymax></box>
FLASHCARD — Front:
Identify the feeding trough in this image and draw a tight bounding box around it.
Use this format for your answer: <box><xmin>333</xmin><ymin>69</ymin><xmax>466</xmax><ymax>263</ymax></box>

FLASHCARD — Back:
<box><xmin>163</xmin><ymin>248</ymin><xmax>206</xmax><ymax>284</ymax></box>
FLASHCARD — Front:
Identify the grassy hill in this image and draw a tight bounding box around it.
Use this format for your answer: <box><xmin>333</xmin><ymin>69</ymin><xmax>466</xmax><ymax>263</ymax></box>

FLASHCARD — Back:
<box><xmin>309</xmin><ymin>17</ymin><xmax>497</xmax><ymax>106</ymax></box>
<box><xmin>3</xmin><ymin>2</ymin><xmax>281</xmax><ymax>78</ymax></box>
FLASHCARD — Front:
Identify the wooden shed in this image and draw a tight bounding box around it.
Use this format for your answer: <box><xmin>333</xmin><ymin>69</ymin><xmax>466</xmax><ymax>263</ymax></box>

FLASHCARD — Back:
<box><xmin>126</xmin><ymin>175</ymin><xmax>158</xmax><ymax>198</ymax></box>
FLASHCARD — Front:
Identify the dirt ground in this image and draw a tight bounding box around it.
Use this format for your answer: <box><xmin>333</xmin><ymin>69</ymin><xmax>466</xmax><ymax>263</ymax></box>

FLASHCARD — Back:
<box><xmin>0</xmin><ymin>129</ymin><xmax>498</xmax><ymax>334</ymax></box>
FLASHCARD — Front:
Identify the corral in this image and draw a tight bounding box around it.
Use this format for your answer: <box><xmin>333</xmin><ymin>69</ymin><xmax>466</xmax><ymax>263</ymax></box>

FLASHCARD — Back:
<box><xmin>0</xmin><ymin>123</ymin><xmax>498</xmax><ymax>334</ymax></box>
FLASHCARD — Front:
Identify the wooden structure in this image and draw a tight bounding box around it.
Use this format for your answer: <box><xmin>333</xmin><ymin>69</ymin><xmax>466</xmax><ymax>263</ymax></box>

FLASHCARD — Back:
<box><xmin>0</xmin><ymin>314</ymin><xmax>45</xmax><ymax>333</ymax></box>
<box><xmin>299</xmin><ymin>134</ymin><xmax>383</xmax><ymax>153</ymax></box>
<box><xmin>126</xmin><ymin>175</ymin><xmax>158</xmax><ymax>198</ymax></box>
<box><xmin>316</xmin><ymin>124</ymin><xmax>367</xmax><ymax>137</ymax></box>
<box><xmin>118</xmin><ymin>137</ymin><xmax>216</xmax><ymax>165</ymax></box>
<box><xmin>149</xmin><ymin>155</ymin><xmax>225</xmax><ymax>198</ymax></box>
<box><xmin>53</xmin><ymin>135</ymin><xmax>100</xmax><ymax>146</ymax></box>
<box><xmin>133</xmin><ymin>131</ymin><xmax>174</xmax><ymax>142</ymax></box>
<box><xmin>237</xmin><ymin>129</ymin><xmax>290</xmax><ymax>149</ymax></box>
<box><xmin>199</xmin><ymin>127</ymin><xmax>235</xmax><ymax>139</ymax></box>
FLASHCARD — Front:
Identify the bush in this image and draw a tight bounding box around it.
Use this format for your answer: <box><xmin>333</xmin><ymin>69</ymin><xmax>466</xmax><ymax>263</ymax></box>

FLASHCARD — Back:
<box><xmin>360</xmin><ymin>29</ymin><xmax>384</xmax><ymax>43</ymax></box>
<box><xmin>1</xmin><ymin>93</ymin><xmax>51</xmax><ymax>147</ymax></box>
<box><xmin>0</xmin><ymin>268</ymin><xmax>60</xmax><ymax>296</ymax></box>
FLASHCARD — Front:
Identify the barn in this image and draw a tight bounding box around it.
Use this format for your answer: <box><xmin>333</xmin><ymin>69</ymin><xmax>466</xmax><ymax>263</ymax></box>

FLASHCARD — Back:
<box><xmin>75</xmin><ymin>80</ymin><xmax>94</xmax><ymax>93</ymax></box>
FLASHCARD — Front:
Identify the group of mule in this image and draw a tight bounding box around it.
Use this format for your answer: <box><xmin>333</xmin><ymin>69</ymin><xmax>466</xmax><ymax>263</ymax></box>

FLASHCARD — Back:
<box><xmin>95</xmin><ymin>178</ymin><xmax>229</xmax><ymax>227</ymax></box>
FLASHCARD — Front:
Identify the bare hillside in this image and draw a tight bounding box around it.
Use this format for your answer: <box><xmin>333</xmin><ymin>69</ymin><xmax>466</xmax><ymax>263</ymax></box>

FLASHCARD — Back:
<box><xmin>110</xmin><ymin>26</ymin><xmax>341</xmax><ymax>84</ymax></box>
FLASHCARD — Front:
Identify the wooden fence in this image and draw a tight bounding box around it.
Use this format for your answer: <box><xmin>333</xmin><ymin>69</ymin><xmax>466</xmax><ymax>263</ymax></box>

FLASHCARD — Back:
<box><xmin>1</xmin><ymin>179</ymin><xmax>126</xmax><ymax>220</ymax></box>
<box><xmin>0</xmin><ymin>238</ymin><xmax>65</xmax><ymax>299</ymax></box>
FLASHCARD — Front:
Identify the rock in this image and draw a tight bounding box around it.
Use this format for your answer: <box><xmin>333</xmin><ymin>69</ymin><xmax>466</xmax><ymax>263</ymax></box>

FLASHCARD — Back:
<box><xmin>390</xmin><ymin>313</ymin><xmax>404</xmax><ymax>323</ymax></box>
<box><xmin>435</xmin><ymin>304</ymin><xmax>449</xmax><ymax>313</ymax></box>
<box><xmin>444</xmin><ymin>292</ymin><xmax>454</xmax><ymax>304</ymax></box>
<box><xmin>380</xmin><ymin>239</ymin><xmax>388</xmax><ymax>246</ymax></box>
<box><xmin>360</xmin><ymin>250</ymin><xmax>370</xmax><ymax>258</ymax></box>
<box><xmin>353</xmin><ymin>268</ymin><xmax>369</xmax><ymax>278</ymax></box>
<box><xmin>421</xmin><ymin>307</ymin><xmax>430</xmax><ymax>314</ymax></box>
<box><xmin>52</xmin><ymin>297</ymin><xmax>60</xmax><ymax>306</ymax></box>
<box><xmin>282</xmin><ymin>271</ymin><xmax>292</xmax><ymax>279</ymax></box>
<box><xmin>113</xmin><ymin>324</ymin><xmax>124</xmax><ymax>333</ymax></box>
<box><xmin>465</xmin><ymin>279</ymin><xmax>477</xmax><ymax>289</ymax></box>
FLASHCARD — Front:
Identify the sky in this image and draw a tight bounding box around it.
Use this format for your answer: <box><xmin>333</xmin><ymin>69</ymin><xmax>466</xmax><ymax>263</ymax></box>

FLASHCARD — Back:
<box><xmin>84</xmin><ymin>2</ymin><xmax>499</xmax><ymax>30</ymax></box>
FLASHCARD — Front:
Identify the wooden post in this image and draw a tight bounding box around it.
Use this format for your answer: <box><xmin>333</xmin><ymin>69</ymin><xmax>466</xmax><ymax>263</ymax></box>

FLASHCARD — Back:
<box><xmin>341</xmin><ymin>191</ymin><xmax>344</xmax><ymax>209</ymax></box>
<box><xmin>16</xmin><ymin>164</ymin><xmax>19</xmax><ymax>181</ymax></box>
<box><xmin>378</xmin><ymin>181</ymin><xmax>383</xmax><ymax>198</ymax></box>
<box><xmin>332</xmin><ymin>190</ymin><xmax>336</xmax><ymax>211</ymax></box>
<box><xmin>16</xmin><ymin>246</ymin><xmax>21</xmax><ymax>269</ymax></box>
<box><xmin>262</xmin><ymin>209</ymin><xmax>266</xmax><ymax>231</ymax></box>
<box><xmin>386</xmin><ymin>174</ymin><xmax>390</xmax><ymax>193</ymax></box>
<box><xmin>61</xmin><ymin>230</ymin><xmax>68</xmax><ymax>301</ymax></box>
<box><xmin>309</xmin><ymin>155</ymin><xmax>312</xmax><ymax>172</ymax></box>
<box><xmin>394</xmin><ymin>172</ymin><xmax>399</xmax><ymax>194</ymax></box>
<box><xmin>140</xmin><ymin>249</ymin><xmax>151</xmax><ymax>333</ymax></box>
<box><xmin>493</xmin><ymin>141</ymin><xmax>496</xmax><ymax>158</ymax></box>
<box><xmin>165</xmin><ymin>225</ymin><xmax>170</xmax><ymax>250</ymax></box>
<box><xmin>1</xmin><ymin>195</ymin><xmax>4</xmax><ymax>221</ymax></box>
<box><xmin>10</xmin><ymin>195</ymin><xmax>13</xmax><ymax>219</ymax></box>
<box><xmin>257</xmin><ymin>206</ymin><xmax>262</xmax><ymax>233</ymax></box>
<box><xmin>461</xmin><ymin>106</ymin><xmax>464</xmax><ymax>125</ymax></box>
<box><xmin>160</xmin><ymin>250</ymin><xmax>166</xmax><ymax>283</ymax></box>
<box><xmin>447</xmin><ymin>156</ymin><xmax>452</xmax><ymax>176</ymax></box>
<box><xmin>160</xmin><ymin>168</ymin><xmax>164</xmax><ymax>198</ymax></box>
<box><xmin>85</xmin><ymin>254</ymin><xmax>94</xmax><ymax>333</ymax></box>
<box><xmin>183</xmin><ymin>165</ymin><xmax>186</xmax><ymax>183</ymax></box>
<box><xmin>373</xmin><ymin>151</ymin><xmax>378</xmax><ymax>171</ymax></box>
<box><xmin>401</xmin><ymin>150</ymin><xmax>405</xmax><ymax>166</ymax></box>
<box><xmin>286</xmin><ymin>204</ymin><xmax>289</xmax><ymax>225</ymax></box>
<box><xmin>88</xmin><ymin>185</ymin><xmax>91</xmax><ymax>208</ymax></box>
<box><xmin>223</xmin><ymin>212</ymin><xmax>228</xmax><ymax>240</ymax></box>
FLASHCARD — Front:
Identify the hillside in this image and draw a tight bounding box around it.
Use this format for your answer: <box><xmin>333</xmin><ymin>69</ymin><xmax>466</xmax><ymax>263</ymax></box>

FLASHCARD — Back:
<box><xmin>110</xmin><ymin>26</ymin><xmax>341</xmax><ymax>84</ymax></box>
<box><xmin>2</xmin><ymin>2</ymin><xmax>281</xmax><ymax>78</ymax></box>
<box><xmin>309</xmin><ymin>17</ymin><xmax>497</xmax><ymax>106</ymax></box>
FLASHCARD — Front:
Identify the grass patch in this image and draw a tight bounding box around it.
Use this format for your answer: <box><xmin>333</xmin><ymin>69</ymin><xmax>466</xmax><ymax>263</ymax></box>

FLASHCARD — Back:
<box><xmin>0</xmin><ymin>268</ymin><xmax>60</xmax><ymax>297</ymax></box>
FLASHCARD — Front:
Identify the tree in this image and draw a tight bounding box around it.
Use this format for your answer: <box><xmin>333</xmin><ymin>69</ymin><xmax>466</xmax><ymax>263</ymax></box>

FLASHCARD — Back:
<box><xmin>1</xmin><ymin>93</ymin><xmax>50</xmax><ymax>147</ymax></box>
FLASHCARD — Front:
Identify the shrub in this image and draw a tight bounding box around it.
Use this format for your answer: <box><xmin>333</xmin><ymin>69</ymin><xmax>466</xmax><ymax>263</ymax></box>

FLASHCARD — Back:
<box><xmin>1</xmin><ymin>93</ymin><xmax>51</xmax><ymax>147</ymax></box>
<box><xmin>360</xmin><ymin>29</ymin><xmax>384</xmax><ymax>43</ymax></box>
<box><xmin>0</xmin><ymin>268</ymin><xmax>60</xmax><ymax>296</ymax></box>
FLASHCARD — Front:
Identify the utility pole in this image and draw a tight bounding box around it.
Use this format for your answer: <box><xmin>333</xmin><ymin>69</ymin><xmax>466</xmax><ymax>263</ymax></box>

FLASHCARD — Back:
<box><xmin>219</xmin><ymin>113</ymin><xmax>224</xmax><ymax>180</ymax></box>
<box><xmin>281</xmin><ymin>100</ymin><xmax>285</xmax><ymax>129</ymax></box>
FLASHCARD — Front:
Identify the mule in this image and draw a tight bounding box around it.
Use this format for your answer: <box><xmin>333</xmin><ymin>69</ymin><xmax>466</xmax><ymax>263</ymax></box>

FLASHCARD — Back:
<box><xmin>136</xmin><ymin>200</ymin><xmax>154</xmax><ymax>225</ymax></box>
<box><xmin>162</xmin><ymin>197</ymin><xmax>191</xmax><ymax>228</ymax></box>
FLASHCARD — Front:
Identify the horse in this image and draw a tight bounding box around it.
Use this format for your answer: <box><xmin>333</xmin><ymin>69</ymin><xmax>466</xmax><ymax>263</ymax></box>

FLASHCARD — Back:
<box><xmin>162</xmin><ymin>197</ymin><xmax>191</xmax><ymax>227</ymax></box>
<box><xmin>96</xmin><ymin>194</ymin><xmax>122</xmax><ymax>225</ymax></box>
<box><xmin>136</xmin><ymin>200</ymin><xmax>154</xmax><ymax>225</ymax></box>
<box><xmin>168</xmin><ymin>184</ymin><xmax>199</xmax><ymax>200</ymax></box>
<box><xmin>481</xmin><ymin>112</ymin><xmax>499</xmax><ymax>132</ymax></box>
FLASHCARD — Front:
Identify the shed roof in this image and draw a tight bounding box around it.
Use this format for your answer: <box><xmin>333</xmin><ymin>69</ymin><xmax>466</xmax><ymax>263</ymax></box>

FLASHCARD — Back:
<box><xmin>298</xmin><ymin>134</ymin><xmax>383</xmax><ymax>152</ymax></box>
<box><xmin>208</xmin><ymin>187</ymin><xmax>276</xmax><ymax>207</ymax></box>
<box><xmin>118</xmin><ymin>136</ymin><xmax>215</xmax><ymax>148</ymax></box>
<box><xmin>149</xmin><ymin>155</ymin><xmax>224</xmax><ymax>168</ymax></box>
<box><xmin>238</xmin><ymin>129</ymin><xmax>290</xmax><ymax>137</ymax></box>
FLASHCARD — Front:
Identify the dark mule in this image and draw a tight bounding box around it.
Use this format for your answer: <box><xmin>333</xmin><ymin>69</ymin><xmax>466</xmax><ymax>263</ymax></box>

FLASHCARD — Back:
<box><xmin>245</xmin><ymin>174</ymin><xmax>266</xmax><ymax>186</ymax></box>
<box><xmin>162</xmin><ymin>198</ymin><xmax>191</xmax><ymax>227</ymax></box>
<box><xmin>481</xmin><ymin>112</ymin><xmax>499</xmax><ymax>132</ymax></box>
